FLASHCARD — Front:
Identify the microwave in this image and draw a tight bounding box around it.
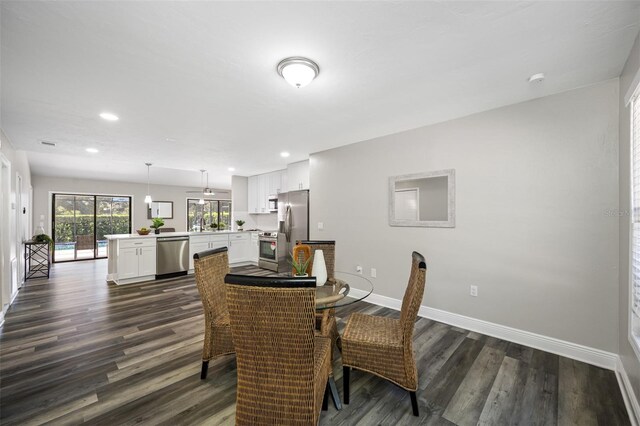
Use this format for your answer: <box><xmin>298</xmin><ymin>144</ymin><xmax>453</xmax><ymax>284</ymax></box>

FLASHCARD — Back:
<box><xmin>268</xmin><ymin>196</ymin><xmax>278</xmax><ymax>212</ymax></box>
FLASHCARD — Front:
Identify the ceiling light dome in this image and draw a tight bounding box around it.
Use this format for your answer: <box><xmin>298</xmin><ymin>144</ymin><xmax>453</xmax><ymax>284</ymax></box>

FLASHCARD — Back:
<box><xmin>277</xmin><ymin>57</ymin><xmax>319</xmax><ymax>88</ymax></box>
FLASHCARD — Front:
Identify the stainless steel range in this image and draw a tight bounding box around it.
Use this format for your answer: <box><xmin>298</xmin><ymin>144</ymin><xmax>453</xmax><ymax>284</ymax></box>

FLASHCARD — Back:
<box><xmin>258</xmin><ymin>232</ymin><xmax>287</xmax><ymax>272</ymax></box>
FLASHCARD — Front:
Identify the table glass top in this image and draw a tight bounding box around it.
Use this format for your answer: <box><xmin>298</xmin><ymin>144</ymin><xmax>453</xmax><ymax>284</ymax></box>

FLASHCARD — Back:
<box><xmin>315</xmin><ymin>271</ymin><xmax>374</xmax><ymax>310</ymax></box>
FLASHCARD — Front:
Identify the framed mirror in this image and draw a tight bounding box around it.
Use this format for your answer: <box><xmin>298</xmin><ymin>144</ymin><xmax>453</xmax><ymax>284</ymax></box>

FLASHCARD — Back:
<box><xmin>147</xmin><ymin>201</ymin><xmax>173</xmax><ymax>219</ymax></box>
<box><xmin>389</xmin><ymin>169</ymin><xmax>455</xmax><ymax>228</ymax></box>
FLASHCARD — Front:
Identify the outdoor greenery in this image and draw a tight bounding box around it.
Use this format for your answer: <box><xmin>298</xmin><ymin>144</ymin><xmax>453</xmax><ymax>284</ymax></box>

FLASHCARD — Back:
<box><xmin>187</xmin><ymin>199</ymin><xmax>231</xmax><ymax>231</ymax></box>
<box><xmin>53</xmin><ymin>195</ymin><xmax>131</xmax><ymax>243</ymax></box>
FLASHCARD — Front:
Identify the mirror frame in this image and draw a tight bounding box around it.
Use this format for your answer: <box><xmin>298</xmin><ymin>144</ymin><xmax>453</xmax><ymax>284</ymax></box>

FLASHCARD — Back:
<box><xmin>147</xmin><ymin>201</ymin><xmax>174</xmax><ymax>219</ymax></box>
<box><xmin>389</xmin><ymin>169</ymin><xmax>455</xmax><ymax>228</ymax></box>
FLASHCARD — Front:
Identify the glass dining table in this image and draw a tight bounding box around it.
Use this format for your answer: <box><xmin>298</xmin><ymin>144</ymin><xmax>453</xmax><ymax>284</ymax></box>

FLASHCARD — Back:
<box><xmin>314</xmin><ymin>271</ymin><xmax>374</xmax><ymax>309</ymax></box>
<box><xmin>312</xmin><ymin>271</ymin><xmax>373</xmax><ymax>410</ymax></box>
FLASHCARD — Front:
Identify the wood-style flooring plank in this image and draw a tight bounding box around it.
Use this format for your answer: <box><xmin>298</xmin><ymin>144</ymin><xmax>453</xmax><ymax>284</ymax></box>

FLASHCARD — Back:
<box><xmin>0</xmin><ymin>260</ymin><xmax>631</xmax><ymax>425</ymax></box>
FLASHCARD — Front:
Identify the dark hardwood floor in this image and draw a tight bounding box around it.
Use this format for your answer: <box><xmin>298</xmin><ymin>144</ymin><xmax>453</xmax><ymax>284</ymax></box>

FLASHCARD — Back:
<box><xmin>0</xmin><ymin>260</ymin><xmax>630</xmax><ymax>425</ymax></box>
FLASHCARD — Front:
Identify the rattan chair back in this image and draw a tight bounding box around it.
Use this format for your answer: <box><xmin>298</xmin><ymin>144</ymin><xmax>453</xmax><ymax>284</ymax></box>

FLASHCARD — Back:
<box><xmin>399</xmin><ymin>251</ymin><xmax>427</xmax><ymax>385</ymax></box>
<box><xmin>298</xmin><ymin>240</ymin><xmax>336</xmax><ymax>280</ymax></box>
<box><xmin>193</xmin><ymin>247</ymin><xmax>235</xmax><ymax>379</ymax></box>
<box><xmin>224</xmin><ymin>274</ymin><xmax>321</xmax><ymax>425</ymax></box>
<box><xmin>194</xmin><ymin>247</ymin><xmax>230</xmax><ymax>320</ymax></box>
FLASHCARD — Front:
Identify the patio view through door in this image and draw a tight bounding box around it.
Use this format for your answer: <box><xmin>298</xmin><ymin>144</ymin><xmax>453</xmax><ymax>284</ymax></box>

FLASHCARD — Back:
<box><xmin>52</xmin><ymin>194</ymin><xmax>132</xmax><ymax>262</ymax></box>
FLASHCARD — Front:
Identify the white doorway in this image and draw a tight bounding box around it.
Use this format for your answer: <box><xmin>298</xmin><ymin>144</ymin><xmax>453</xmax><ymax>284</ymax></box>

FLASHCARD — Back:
<box><xmin>0</xmin><ymin>153</ymin><xmax>11</xmax><ymax>316</ymax></box>
<box><xmin>16</xmin><ymin>173</ymin><xmax>25</xmax><ymax>287</ymax></box>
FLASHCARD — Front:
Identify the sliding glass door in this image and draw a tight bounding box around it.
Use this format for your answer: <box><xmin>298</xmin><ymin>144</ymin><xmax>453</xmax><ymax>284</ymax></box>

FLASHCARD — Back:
<box><xmin>52</xmin><ymin>194</ymin><xmax>131</xmax><ymax>262</ymax></box>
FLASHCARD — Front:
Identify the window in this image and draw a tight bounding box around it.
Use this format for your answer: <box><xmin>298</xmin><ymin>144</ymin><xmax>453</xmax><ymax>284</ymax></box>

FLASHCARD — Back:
<box><xmin>187</xmin><ymin>199</ymin><xmax>231</xmax><ymax>231</ymax></box>
<box><xmin>52</xmin><ymin>194</ymin><xmax>132</xmax><ymax>262</ymax></box>
<box><xmin>631</xmin><ymin>89</ymin><xmax>640</xmax><ymax>355</ymax></box>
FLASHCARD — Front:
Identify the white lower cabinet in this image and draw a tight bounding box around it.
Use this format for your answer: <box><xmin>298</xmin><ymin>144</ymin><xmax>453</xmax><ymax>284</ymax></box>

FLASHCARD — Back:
<box><xmin>250</xmin><ymin>232</ymin><xmax>259</xmax><ymax>263</ymax></box>
<box><xmin>116</xmin><ymin>238</ymin><xmax>156</xmax><ymax>284</ymax></box>
<box><xmin>189</xmin><ymin>233</ymin><xmax>251</xmax><ymax>271</ymax></box>
<box><xmin>228</xmin><ymin>233</ymin><xmax>250</xmax><ymax>264</ymax></box>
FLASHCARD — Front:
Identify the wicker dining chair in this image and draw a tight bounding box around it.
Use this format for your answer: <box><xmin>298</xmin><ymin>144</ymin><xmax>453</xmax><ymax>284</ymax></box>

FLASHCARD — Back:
<box><xmin>224</xmin><ymin>274</ymin><xmax>332</xmax><ymax>425</ymax></box>
<box><xmin>193</xmin><ymin>247</ymin><xmax>235</xmax><ymax>380</ymax></box>
<box><xmin>298</xmin><ymin>240</ymin><xmax>339</xmax><ymax>340</ymax></box>
<box><xmin>341</xmin><ymin>251</ymin><xmax>427</xmax><ymax>416</ymax></box>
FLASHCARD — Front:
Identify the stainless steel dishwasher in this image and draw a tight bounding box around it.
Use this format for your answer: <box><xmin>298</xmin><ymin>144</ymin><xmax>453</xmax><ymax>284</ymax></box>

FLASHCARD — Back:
<box><xmin>156</xmin><ymin>236</ymin><xmax>189</xmax><ymax>279</ymax></box>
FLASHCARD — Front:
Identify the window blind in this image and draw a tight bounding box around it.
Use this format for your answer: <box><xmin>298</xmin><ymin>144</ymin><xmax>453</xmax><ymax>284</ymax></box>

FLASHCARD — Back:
<box><xmin>632</xmin><ymin>93</ymin><xmax>640</xmax><ymax>316</ymax></box>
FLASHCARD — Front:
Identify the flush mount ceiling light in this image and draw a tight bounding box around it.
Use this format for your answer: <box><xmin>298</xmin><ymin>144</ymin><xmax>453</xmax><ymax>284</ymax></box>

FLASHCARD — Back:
<box><xmin>144</xmin><ymin>162</ymin><xmax>152</xmax><ymax>204</ymax></box>
<box><xmin>277</xmin><ymin>57</ymin><xmax>320</xmax><ymax>88</ymax></box>
<box><xmin>528</xmin><ymin>73</ymin><xmax>545</xmax><ymax>83</ymax></box>
<box><xmin>99</xmin><ymin>112</ymin><xmax>119</xmax><ymax>121</ymax></box>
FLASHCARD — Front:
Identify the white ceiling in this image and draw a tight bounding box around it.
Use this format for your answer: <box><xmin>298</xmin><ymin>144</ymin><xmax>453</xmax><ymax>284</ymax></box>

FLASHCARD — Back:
<box><xmin>2</xmin><ymin>1</ymin><xmax>639</xmax><ymax>189</ymax></box>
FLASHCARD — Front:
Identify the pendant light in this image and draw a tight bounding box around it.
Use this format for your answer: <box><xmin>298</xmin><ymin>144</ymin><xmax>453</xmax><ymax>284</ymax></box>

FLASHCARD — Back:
<box><xmin>144</xmin><ymin>162</ymin><xmax>152</xmax><ymax>204</ymax></box>
<box><xmin>198</xmin><ymin>169</ymin><xmax>205</xmax><ymax>204</ymax></box>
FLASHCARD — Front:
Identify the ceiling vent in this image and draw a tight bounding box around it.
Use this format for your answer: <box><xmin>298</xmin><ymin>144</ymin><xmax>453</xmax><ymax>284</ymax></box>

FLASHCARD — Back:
<box><xmin>40</xmin><ymin>140</ymin><xmax>57</xmax><ymax>147</ymax></box>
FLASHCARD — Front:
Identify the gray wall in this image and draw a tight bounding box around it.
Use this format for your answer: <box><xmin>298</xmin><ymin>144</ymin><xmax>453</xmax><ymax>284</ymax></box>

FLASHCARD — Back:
<box><xmin>619</xmin><ymin>32</ymin><xmax>640</xmax><ymax>404</ymax></box>
<box><xmin>310</xmin><ymin>79</ymin><xmax>619</xmax><ymax>352</ymax></box>
<box><xmin>31</xmin><ymin>175</ymin><xmax>230</xmax><ymax>234</ymax></box>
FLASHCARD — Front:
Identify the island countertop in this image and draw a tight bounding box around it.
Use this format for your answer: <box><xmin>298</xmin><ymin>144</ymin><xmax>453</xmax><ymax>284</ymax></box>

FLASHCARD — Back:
<box><xmin>104</xmin><ymin>231</ymin><xmax>257</xmax><ymax>240</ymax></box>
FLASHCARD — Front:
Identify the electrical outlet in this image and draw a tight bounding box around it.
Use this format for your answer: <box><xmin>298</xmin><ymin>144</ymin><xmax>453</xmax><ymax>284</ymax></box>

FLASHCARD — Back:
<box><xmin>356</xmin><ymin>265</ymin><xmax>362</xmax><ymax>274</ymax></box>
<box><xmin>317</xmin><ymin>222</ymin><xmax>324</xmax><ymax>231</ymax></box>
<box><xmin>371</xmin><ymin>268</ymin><xmax>377</xmax><ymax>278</ymax></box>
<box><xmin>470</xmin><ymin>285</ymin><xmax>478</xmax><ymax>297</ymax></box>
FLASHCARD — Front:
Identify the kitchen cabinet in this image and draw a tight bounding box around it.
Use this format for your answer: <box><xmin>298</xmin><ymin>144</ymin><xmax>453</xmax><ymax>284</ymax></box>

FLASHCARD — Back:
<box><xmin>250</xmin><ymin>232</ymin><xmax>259</xmax><ymax>263</ymax></box>
<box><xmin>248</xmin><ymin>169</ymin><xmax>286</xmax><ymax>214</ymax></box>
<box><xmin>189</xmin><ymin>234</ymin><xmax>229</xmax><ymax>271</ymax></box>
<box><xmin>228</xmin><ymin>233</ymin><xmax>250</xmax><ymax>264</ymax></box>
<box><xmin>287</xmin><ymin>160</ymin><xmax>309</xmax><ymax>191</ymax></box>
<box><xmin>115</xmin><ymin>238</ymin><xmax>156</xmax><ymax>283</ymax></box>
<box><xmin>189</xmin><ymin>233</ymin><xmax>251</xmax><ymax>271</ymax></box>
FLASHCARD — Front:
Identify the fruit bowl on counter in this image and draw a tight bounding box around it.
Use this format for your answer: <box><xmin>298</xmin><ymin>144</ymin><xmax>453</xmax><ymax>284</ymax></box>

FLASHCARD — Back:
<box><xmin>136</xmin><ymin>229</ymin><xmax>151</xmax><ymax>235</ymax></box>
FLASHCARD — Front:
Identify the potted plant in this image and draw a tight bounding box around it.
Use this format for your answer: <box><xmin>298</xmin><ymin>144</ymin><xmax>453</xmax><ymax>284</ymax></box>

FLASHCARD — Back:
<box><xmin>150</xmin><ymin>217</ymin><xmax>165</xmax><ymax>234</ymax></box>
<box><xmin>218</xmin><ymin>223</ymin><xmax>225</xmax><ymax>231</ymax></box>
<box><xmin>33</xmin><ymin>233</ymin><xmax>54</xmax><ymax>249</ymax></box>
<box><xmin>209</xmin><ymin>222</ymin><xmax>218</xmax><ymax>231</ymax></box>
<box><xmin>289</xmin><ymin>252</ymin><xmax>311</xmax><ymax>277</ymax></box>
<box><xmin>235</xmin><ymin>220</ymin><xmax>245</xmax><ymax>231</ymax></box>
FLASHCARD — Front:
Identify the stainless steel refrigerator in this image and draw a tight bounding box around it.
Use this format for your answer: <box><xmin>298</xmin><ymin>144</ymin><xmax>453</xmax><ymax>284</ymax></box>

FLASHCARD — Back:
<box><xmin>277</xmin><ymin>190</ymin><xmax>309</xmax><ymax>270</ymax></box>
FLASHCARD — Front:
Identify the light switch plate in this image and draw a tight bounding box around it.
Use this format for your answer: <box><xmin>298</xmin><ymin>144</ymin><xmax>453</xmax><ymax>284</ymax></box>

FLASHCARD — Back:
<box><xmin>317</xmin><ymin>222</ymin><xmax>324</xmax><ymax>230</ymax></box>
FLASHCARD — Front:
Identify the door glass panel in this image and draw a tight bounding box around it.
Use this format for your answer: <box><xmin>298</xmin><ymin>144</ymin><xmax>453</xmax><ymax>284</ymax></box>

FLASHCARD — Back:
<box><xmin>96</xmin><ymin>196</ymin><xmax>131</xmax><ymax>258</ymax></box>
<box><xmin>53</xmin><ymin>194</ymin><xmax>131</xmax><ymax>262</ymax></box>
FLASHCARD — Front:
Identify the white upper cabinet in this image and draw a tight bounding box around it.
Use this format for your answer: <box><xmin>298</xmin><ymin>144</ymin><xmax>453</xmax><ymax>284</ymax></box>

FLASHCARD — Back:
<box><xmin>287</xmin><ymin>160</ymin><xmax>309</xmax><ymax>191</ymax></box>
<box><xmin>248</xmin><ymin>169</ymin><xmax>286</xmax><ymax>214</ymax></box>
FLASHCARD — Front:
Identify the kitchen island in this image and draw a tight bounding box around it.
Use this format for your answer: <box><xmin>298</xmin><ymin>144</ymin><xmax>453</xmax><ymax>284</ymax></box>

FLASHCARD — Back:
<box><xmin>105</xmin><ymin>231</ymin><xmax>259</xmax><ymax>285</ymax></box>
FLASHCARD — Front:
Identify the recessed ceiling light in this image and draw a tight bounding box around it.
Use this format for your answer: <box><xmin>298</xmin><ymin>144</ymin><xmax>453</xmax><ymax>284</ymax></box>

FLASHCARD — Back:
<box><xmin>528</xmin><ymin>73</ymin><xmax>545</xmax><ymax>83</ymax></box>
<box><xmin>86</xmin><ymin>148</ymin><xmax>99</xmax><ymax>153</ymax></box>
<box><xmin>228</xmin><ymin>167</ymin><xmax>236</xmax><ymax>172</ymax></box>
<box><xmin>280</xmin><ymin>151</ymin><xmax>290</xmax><ymax>158</ymax></box>
<box><xmin>99</xmin><ymin>112</ymin><xmax>119</xmax><ymax>121</ymax></box>
<box><xmin>277</xmin><ymin>57</ymin><xmax>320</xmax><ymax>88</ymax></box>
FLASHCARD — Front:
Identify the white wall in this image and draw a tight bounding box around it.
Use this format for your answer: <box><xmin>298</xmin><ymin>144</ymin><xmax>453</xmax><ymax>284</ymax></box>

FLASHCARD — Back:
<box><xmin>31</xmin><ymin>175</ymin><xmax>230</xmax><ymax>234</ymax></box>
<box><xmin>0</xmin><ymin>130</ymin><xmax>32</xmax><ymax>320</ymax></box>
<box><xmin>619</xmin><ymin>31</ymin><xmax>640</xmax><ymax>405</ymax></box>
<box><xmin>310</xmin><ymin>79</ymin><xmax>619</xmax><ymax>352</ymax></box>
<box><xmin>231</xmin><ymin>175</ymin><xmax>279</xmax><ymax>231</ymax></box>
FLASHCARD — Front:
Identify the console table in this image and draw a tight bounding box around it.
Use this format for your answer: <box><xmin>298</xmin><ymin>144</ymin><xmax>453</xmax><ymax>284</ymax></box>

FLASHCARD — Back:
<box><xmin>24</xmin><ymin>241</ymin><xmax>50</xmax><ymax>280</ymax></box>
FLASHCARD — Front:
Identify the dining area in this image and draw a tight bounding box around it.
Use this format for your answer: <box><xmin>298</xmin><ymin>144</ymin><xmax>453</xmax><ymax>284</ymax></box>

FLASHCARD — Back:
<box><xmin>192</xmin><ymin>241</ymin><xmax>427</xmax><ymax>425</ymax></box>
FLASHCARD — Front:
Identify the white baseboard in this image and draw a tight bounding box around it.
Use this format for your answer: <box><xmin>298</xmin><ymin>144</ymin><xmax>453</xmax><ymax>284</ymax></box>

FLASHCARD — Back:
<box><xmin>349</xmin><ymin>288</ymin><xmax>617</xmax><ymax>370</ymax></box>
<box><xmin>617</xmin><ymin>356</ymin><xmax>640</xmax><ymax>426</ymax></box>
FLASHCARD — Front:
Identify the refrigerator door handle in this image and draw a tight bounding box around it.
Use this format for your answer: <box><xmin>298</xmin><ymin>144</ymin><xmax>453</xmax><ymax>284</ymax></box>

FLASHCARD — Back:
<box><xmin>285</xmin><ymin>204</ymin><xmax>292</xmax><ymax>242</ymax></box>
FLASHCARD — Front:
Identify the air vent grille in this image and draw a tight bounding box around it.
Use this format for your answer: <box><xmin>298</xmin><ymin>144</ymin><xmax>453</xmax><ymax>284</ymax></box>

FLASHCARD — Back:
<box><xmin>40</xmin><ymin>140</ymin><xmax>57</xmax><ymax>147</ymax></box>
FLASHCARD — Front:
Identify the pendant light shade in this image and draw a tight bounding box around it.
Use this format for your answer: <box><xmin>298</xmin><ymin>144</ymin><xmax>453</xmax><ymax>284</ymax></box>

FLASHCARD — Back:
<box><xmin>144</xmin><ymin>162</ymin><xmax>152</xmax><ymax>204</ymax></box>
<box><xmin>277</xmin><ymin>57</ymin><xmax>319</xmax><ymax>88</ymax></box>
